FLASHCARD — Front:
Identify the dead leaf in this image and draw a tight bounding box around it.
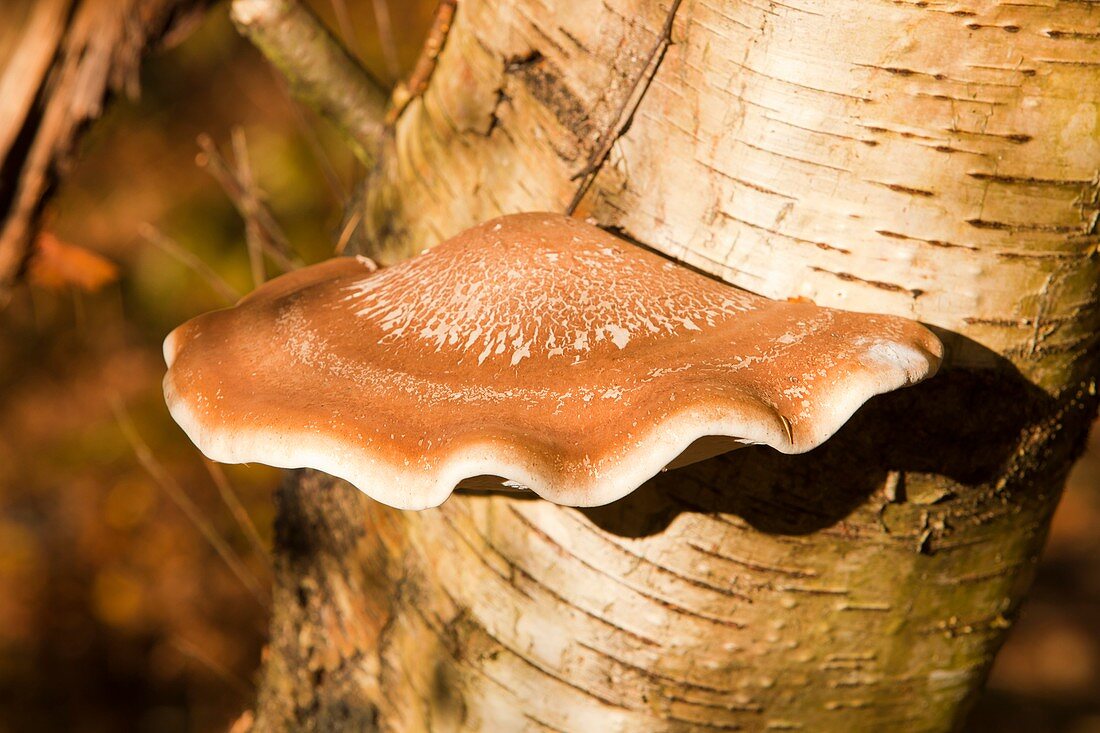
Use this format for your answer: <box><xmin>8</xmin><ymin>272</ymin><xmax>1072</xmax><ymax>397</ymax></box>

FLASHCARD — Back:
<box><xmin>28</xmin><ymin>232</ymin><xmax>119</xmax><ymax>292</ymax></box>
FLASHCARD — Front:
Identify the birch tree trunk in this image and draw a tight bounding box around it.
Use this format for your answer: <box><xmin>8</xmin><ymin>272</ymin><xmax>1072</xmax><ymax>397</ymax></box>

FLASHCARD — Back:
<box><xmin>249</xmin><ymin>0</ymin><xmax>1100</xmax><ymax>730</ymax></box>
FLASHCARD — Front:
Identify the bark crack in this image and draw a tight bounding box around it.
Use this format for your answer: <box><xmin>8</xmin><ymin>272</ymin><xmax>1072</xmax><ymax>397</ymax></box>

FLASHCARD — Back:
<box><xmin>565</xmin><ymin>0</ymin><xmax>684</xmax><ymax>214</ymax></box>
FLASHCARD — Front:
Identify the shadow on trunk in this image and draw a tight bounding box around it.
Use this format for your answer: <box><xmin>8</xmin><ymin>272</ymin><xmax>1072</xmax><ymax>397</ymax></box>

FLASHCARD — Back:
<box><xmin>585</xmin><ymin>336</ymin><xmax>1058</xmax><ymax>539</ymax></box>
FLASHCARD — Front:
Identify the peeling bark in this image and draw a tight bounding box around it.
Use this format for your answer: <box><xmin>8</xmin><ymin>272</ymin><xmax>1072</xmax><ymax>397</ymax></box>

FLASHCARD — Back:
<box><xmin>251</xmin><ymin>0</ymin><xmax>1100</xmax><ymax>730</ymax></box>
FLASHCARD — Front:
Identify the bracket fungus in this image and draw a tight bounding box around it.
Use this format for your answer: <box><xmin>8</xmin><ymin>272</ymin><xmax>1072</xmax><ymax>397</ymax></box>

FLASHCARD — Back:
<box><xmin>163</xmin><ymin>213</ymin><xmax>942</xmax><ymax>509</ymax></box>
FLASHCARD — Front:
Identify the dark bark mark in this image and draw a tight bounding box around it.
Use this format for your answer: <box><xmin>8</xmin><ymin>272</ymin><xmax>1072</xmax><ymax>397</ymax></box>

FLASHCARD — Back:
<box><xmin>929</xmin><ymin>144</ymin><xmax>982</xmax><ymax>155</ymax></box>
<box><xmin>948</xmin><ymin>129</ymin><xmax>1032</xmax><ymax>144</ymax></box>
<box><xmin>558</xmin><ymin>25</ymin><xmax>592</xmax><ymax>54</ymax></box>
<box><xmin>966</xmin><ymin>218</ymin><xmax>1081</xmax><ymax>233</ymax></box>
<box><xmin>563</xmin><ymin>511</ymin><xmax>759</xmax><ymax>604</ymax></box>
<box><xmin>1043</xmin><ymin>28</ymin><xmax>1100</xmax><ymax>40</ymax></box>
<box><xmin>859</xmin><ymin>64</ymin><xmax>949</xmax><ymax>81</ymax></box>
<box><xmin>484</xmin><ymin>87</ymin><xmax>510</xmax><ymax>138</ymax></box>
<box><xmin>964</xmin><ymin>316</ymin><xmax>1030</xmax><ymax>326</ymax></box>
<box><xmin>503</xmin><ymin>50</ymin><xmax>595</xmax><ymax>143</ymax></box>
<box><xmin>514</xmin><ymin>505</ymin><xmax>755</xmax><ymax>614</ymax></box>
<box><xmin>770</xmin><ymin>117</ymin><xmax>880</xmax><ymax>147</ymax></box>
<box><xmin>968</xmin><ymin>172</ymin><xmax>1093</xmax><ymax>188</ymax></box>
<box><xmin>995</xmin><ymin>249</ymin><xmax>1081</xmax><ymax>262</ymax></box>
<box><xmin>861</xmin><ymin>124</ymin><xmax>941</xmax><ymax>141</ymax></box>
<box><xmin>421</xmin><ymin>600</ymin><xmax>638</xmax><ymax>711</ymax></box>
<box><xmin>1037</xmin><ymin>58</ymin><xmax>1100</xmax><ymax>68</ymax></box>
<box><xmin>521</xmin><ymin>16</ymin><xmax>570</xmax><ymax>60</ymax></box>
<box><xmin>810</xmin><ymin>267</ymin><xmax>923</xmax><ymax>297</ymax></box>
<box><xmin>740</xmin><ymin>140</ymin><xmax>851</xmax><ymax>172</ymax></box>
<box><xmin>503</xmin><ymin>49</ymin><xmax>541</xmax><ymax>71</ymax></box>
<box><xmin>712</xmin><ymin>209</ymin><xmax>853</xmax><ymax>254</ymax></box>
<box><xmin>914</xmin><ymin>91</ymin><xmax>1005</xmax><ymax>106</ymax></box>
<box><xmin>688</xmin><ymin>541</ymin><xmax>818</xmax><ymax>578</ymax></box>
<box><xmin>876</xmin><ymin>229</ymin><xmax>974</xmax><ymax>250</ymax></box>
<box><xmin>429</xmin><ymin>650</ymin><xmax>468</xmax><ymax>727</ymax></box>
<box><xmin>966</xmin><ymin>23</ymin><xmax>1021</xmax><ymax>33</ymax></box>
<box><xmin>871</xmin><ymin>181</ymin><xmax>937</xmax><ymax>197</ymax></box>
<box><xmin>699</xmin><ymin>160</ymin><xmax>797</xmax><ymax>199</ymax></box>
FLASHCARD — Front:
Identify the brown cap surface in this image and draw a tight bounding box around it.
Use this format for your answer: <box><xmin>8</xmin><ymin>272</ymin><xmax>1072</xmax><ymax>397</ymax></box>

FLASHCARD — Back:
<box><xmin>164</xmin><ymin>213</ymin><xmax>942</xmax><ymax>509</ymax></box>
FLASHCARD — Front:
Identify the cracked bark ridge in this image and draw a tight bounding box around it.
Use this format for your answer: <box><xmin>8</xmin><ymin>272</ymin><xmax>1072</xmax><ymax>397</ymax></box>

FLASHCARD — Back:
<box><xmin>0</xmin><ymin>0</ymin><xmax>213</xmax><ymax>303</ymax></box>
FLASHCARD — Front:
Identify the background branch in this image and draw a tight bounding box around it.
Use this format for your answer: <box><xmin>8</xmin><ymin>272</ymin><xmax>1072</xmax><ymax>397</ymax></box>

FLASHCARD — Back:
<box><xmin>230</xmin><ymin>0</ymin><xmax>390</xmax><ymax>164</ymax></box>
<box><xmin>230</xmin><ymin>127</ymin><xmax>270</xmax><ymax>287</ymax></box>
<box><xmin>0</xmin><ymin>0</ymin><xmax>213</xmax><ymax>305</ymax></box>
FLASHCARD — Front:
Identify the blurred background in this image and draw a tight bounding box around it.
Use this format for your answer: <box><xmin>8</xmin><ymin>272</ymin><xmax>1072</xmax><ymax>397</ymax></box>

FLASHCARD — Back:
<box><xmin>0</xmin><ymin>2</ymin><xmax>1097</xmax><ymax>731</ymax></box>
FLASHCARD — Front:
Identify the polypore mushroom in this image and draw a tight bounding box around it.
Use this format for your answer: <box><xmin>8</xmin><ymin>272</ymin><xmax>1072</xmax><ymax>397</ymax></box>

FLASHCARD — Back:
<box><xmin>163</xmin><ymin>213</ymin><xmax>942</xmax><ymax>509</ymax></box>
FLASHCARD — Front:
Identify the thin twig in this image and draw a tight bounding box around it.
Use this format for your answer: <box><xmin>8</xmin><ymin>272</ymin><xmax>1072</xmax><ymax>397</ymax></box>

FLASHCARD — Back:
<box><xmin>387</xmin><ymin>0</ymin><xmax>456</xmax><ymax>125</ymax></box>
<box><xmin>138</xmin><ymin>224</ymin><xmax>240</xmax><ymax>304</ymax></box>
<box><xmin>203</xmin><ymin>459</ymin><xmax>273</xmax><ymax>574</ymax></box>
<box><xmin>111</xmin><ymin>399</ymin><xmax>269</xmax><ymax>607</ymax></box>
<box><xmin>171</xmin><ymin>637</ymin><xmax>255</xmax><ymax>697</ymax></box>
<box><xmin>567</xmin><ymin>0</ymin><xmax>683</xmax><ymax>214</ymax></box>
<box><xmin>333</xmin><ymin>209</ymin><xmax>362</xmax><ymax>255</ymax></box>
<box><xmin>230</xmin><ymin>0</ymin><xmax>389</xmax><ymax>164</ymax></box>
<box><xmin>370</xmin><ymin>0</ymin><xmax>400</xmax><ymax>82</ymax></box>
<box><xmin>195</xmin><ymin>133</ymin><xmax>300</xmax><ymax>273</ymax></box>
<box><xmin>230</xmin><ymin>127</ymin><xmax>267</xmax><ymax>288</ymax></box>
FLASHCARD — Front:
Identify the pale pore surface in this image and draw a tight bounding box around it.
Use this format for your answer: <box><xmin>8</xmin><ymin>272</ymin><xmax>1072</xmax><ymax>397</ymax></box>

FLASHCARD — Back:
<box><xmin>164</xmin><ymin>213</ymin><xmax>941</xmax><ymax>509</ymax></box>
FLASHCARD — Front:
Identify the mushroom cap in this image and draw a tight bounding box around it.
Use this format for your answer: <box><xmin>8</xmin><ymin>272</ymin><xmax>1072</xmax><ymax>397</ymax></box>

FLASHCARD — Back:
<box><xmin>163</xmin><ymin>212</ymin><xmax>942</xmax><ymax>509</ymax></box>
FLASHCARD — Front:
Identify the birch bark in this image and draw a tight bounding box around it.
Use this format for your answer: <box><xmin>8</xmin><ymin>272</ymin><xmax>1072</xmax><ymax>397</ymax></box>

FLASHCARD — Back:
<box><xmin>252</xmin><ymin>0</ymin><xmax>1100</xmax><ymax>730</ymax></box>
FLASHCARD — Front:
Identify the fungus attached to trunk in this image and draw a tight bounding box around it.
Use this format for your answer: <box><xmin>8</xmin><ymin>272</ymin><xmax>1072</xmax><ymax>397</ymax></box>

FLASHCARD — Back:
<box><xmin>163</xmin><ymin>213</ymin><xmax>942</xmax><ymax>509</ymax></box>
